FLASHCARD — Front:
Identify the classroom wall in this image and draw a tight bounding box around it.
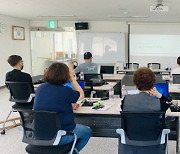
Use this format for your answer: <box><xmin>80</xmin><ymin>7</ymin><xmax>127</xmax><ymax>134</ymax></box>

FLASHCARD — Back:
<box><xmin>0</xmin><ymin>15</ymin><xmax>31</xmax><ymax>86</ymax></box>
<box><xmin>30</xmin><ymin>20</ymin><xmax>129</xmax><ymax>65</ymax></box>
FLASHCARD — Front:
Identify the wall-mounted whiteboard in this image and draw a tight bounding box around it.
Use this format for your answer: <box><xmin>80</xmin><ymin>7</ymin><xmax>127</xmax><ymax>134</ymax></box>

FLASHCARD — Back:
<box><xmin>77</xmin><ymin>33</ymin><xmax>125</xmax><ymax>64</ymax></box>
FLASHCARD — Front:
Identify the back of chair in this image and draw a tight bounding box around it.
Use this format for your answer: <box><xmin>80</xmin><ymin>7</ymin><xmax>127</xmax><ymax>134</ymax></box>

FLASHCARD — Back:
<box><xmin>19</xmin><ymin>110</ymin><xmax>62</xmax><ymax>146</ymax></box>
<box><xmin>125</xmin><ymin>63</ymin><xmax>139</xmax><ymax>69</ymax></box>
<box><xmin>6</xmin><ymin>81</ymin><xmax>34</xmax><ymax>103</ymax></box>
<box><xmin>121</xmin><ymin>111</ymin><xmax>165</xmax><ymax>141</ymax></box>
<box><xmin>147</xmin><ymin>63</ymin><xmax>161</xmax><ymax>69</ymax></box>
<box><xmin>172</xmin><ymin>74</ymin><xmax>180</xmax><ymax>84</ymax></box>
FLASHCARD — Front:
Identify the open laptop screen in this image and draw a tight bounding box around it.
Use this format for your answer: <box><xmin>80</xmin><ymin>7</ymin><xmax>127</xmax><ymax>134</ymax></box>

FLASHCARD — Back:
<box><xmin>172</xmin><ymin>74</ymin><xmax>180</xmax><ymax>84</ymax></box>
<box><xmin>77</xmin><ymin>81</ymin><xmax>85</xmax><ymax>90</ymax></box>
<box><xmin>64</xmin><ymin>81</ymin><xmax>85</xmax><ymax>90</ymax></box>
<box><xmin>100</xmin><ymin>66</ymin><xmax>114</xmax><ymax>74</ymax></box>
<box><xmin>154</xmin><ymin>83</ymin><xmax>169</xmax><ymax>97</ymax></box>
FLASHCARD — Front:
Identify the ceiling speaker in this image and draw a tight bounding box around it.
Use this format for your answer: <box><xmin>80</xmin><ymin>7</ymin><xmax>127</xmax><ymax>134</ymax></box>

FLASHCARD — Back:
<box><xmin>75</xmin><ymin>22</ymin><xmax>89</xmax><ymax>30</ymax></box>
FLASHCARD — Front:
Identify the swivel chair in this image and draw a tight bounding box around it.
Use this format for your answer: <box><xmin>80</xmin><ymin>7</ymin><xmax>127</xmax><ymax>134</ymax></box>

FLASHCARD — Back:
<box><xmin>18</xmin><ymin>110</ymin><xmax>78</xmax><ymax>154</ymax></box>
<box><xmin>147</xmin><ymin>63</ymin><xmax>161</xmax><ymax>70</ymax></box>
<box><xmin>1</xmin><ymin>81</ymin><xmax>35</xmax><ymax>135</ymax></box>
<box><xmin>116</xmin><ymin>111</ymin><xmax>170</xmax><ymax>154</ymax></box>
<box><xmin>125</xmin><ymin>63</ymin><xmax>139</xmax><ymax>70</ymax></box>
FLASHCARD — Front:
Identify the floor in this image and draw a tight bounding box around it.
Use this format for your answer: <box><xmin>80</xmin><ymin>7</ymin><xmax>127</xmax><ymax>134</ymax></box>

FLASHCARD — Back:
<box><xmin>0</xmin><ymin>87</ymin><xmax>178</xmax><ymax>154</ymax></box>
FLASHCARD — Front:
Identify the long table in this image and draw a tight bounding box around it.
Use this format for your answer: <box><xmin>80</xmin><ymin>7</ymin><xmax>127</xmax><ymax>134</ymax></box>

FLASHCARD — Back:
<box><xmin>74</xmin><ymin>98</ymin><xmax>180</xmax><ymax>153</ymax></box>
<box><xmin>117</xmin><ymin>69</ymin><xmax>170</xmax><ymax>74</ymax></box>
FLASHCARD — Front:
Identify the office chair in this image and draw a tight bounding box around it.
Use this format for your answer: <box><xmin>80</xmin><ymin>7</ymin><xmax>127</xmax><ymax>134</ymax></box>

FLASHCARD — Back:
<box><xmin>116</xmin><ymin>111</ymin><xmax>170</xmax><ymax>154</ymax></box>
<box><xmin>125</xmin><ymin>63</ymin><xmax>139</xmax><ymax>70</ymax></box>
<box><xmin>84</xmin><ymin>73</ymin><xmax>103</xmax><ymax>81</ymax></box>
<box><xmin>1</xmin><ymin>81</ymin><xmax>35</xmax><ymax>135</ymax></box>
<box><xmin>147</xmin><ymin>63</ymin><xmax>161</xmax><ymax>69</ymax></box>
<box><xmin>172</xmin><ymin>74</ymin><xmax>180</xmax><ymax>84</ymax></box>
<box><xmin>84</xmin><ymin>80</ymin><xmax>109</xmax><ymax>98</ymax></box>
<box><xmin>18</xmin><ymin>110</ymin><xmax>79</xmax><ymax>154</ymax></box>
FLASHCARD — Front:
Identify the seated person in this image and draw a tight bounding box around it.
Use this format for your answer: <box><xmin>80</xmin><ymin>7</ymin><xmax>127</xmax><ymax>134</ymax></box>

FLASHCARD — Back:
<box><xmin>120</xmin><ymin>67</ymin><xmax>171</xmax><ymax>154</ymax></box>
<box><xmin>75</xmin><ymin>52</ymin><xmax>98</xmax><ymax>74</ymax></box>
<box><xmin>121</xmin><ymin>67</ymin><xmax>170</xmax><ymax>112</ymax></box>
<box><xmin>6</xmin><ymin>55</ymin><xmax>34</xmax><ymax>108</ymax></box>
<box><xmin>33</xmin><ymin>62</ymin><xmax>92</xmax><ymax>152</ymax></box>
<box><xmin>171</xmin><ymin>56</ymin><xmax>180</xmax><ymax>75</ymax></box>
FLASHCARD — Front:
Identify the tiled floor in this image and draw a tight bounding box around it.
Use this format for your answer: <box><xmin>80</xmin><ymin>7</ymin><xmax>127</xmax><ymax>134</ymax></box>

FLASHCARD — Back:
<box><xmin>0</xmin><ymin>87</ymin><xmax>177</xmax><ymax>154</ymax></box>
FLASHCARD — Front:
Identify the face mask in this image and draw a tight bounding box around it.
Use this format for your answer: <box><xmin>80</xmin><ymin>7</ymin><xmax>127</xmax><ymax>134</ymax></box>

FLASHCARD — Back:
<box><xmin>21</xmin><ymin>65</ymin><xmax>24</xmax><ymax>70</ymax></box>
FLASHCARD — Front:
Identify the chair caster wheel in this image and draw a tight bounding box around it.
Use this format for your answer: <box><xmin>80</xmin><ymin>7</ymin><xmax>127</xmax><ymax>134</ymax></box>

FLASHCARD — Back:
<box><xmin>1</xmin><ymin>130</ymin><xmax>5</xmax><ymax>135</ymax></box>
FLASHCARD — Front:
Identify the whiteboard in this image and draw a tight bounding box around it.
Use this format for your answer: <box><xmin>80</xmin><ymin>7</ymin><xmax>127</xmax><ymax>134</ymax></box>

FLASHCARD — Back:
<box><xmin>77</xmin><ymin>33</ymin><xmax>125</xmax><ymax>64</ymax></box>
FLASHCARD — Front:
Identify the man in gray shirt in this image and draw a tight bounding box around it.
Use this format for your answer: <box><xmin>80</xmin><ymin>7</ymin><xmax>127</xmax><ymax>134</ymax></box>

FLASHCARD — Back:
<box><xmin>75</xmin><ymin>52</ymin><xmax>98</xmax><ymax>74</ymax></box>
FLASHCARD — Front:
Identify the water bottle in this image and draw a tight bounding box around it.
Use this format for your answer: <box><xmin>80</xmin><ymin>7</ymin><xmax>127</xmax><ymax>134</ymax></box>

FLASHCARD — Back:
<box><xmin>121</xmin><ymin>85</ymin><xmax>127</xmax><ymax>98</ymax></box>
<box><xmin>79</xmin><ymin>72</ymin><xmax>84</xmax><ymax>81</ymax></box>
<box><xmin>109</xmin><ymin>86</ymin><xmax>114</xmax><ymax>99</ymax></box>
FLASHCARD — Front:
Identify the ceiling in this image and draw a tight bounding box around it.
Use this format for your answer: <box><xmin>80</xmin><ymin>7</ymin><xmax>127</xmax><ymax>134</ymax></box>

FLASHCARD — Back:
<box><xmin>0</xmin><ymin>0</ymin><xmax>180</xmax><ymax>22</ymax></box>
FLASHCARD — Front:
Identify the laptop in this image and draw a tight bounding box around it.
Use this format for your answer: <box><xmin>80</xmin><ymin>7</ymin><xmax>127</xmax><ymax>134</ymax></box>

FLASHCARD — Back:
<box><xmin>64</xmin><ymin>81</ymin><xmax>85</xmax><ymax>90</ymax></box>
<box><xmin>154</xmin><ymin>83</ymin><xmax>169</xmax><ymax>98</ymax></box>
<box><xmin>126</xmin><ymin>83</ymin><xmax>169</xmax><ymax>97</ymax></box>
<box><xmin>100</xmin><ymin>66</ymin><xmax>114</xmax><ymax>76</ymax></box>
<box><xmin>172</xmin><ymin>74</ymin><xmax>180</xmax><ymax>84</ymax></box>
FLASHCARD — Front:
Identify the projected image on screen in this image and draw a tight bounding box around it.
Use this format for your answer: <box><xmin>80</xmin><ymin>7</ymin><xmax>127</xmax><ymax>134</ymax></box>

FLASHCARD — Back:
<box><xmin>130</xmin><ymin>34</ymin><xmax>180</xmax><ymax>57</ymax></box>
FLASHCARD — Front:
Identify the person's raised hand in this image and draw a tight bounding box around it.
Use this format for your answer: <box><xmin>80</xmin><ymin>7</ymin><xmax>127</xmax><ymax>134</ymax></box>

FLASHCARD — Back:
<box><xmin>149</xmin><ymin>87</ymin><xmax>162</xmax><ymax>98</ymax></box>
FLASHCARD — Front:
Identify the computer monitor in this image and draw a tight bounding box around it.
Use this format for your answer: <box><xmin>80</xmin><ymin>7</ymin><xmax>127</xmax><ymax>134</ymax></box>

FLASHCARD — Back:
<box><xmin>172</xmin><ymin>74</ymin><xmax>180</xmax><ymax>84</ymax></box>
<box><xmin>154</xmin><ymin>83</ymin><xmax>169</xmax><ymax>98</ymax></box>
<box><xmin>100</xmin><ymin>66</ymin><xmax>114</xmax><ymax>74</ymax></box>
<box><xmin>64</xmin><ymin>81</ymin><xmax>85</xmax><ymax>90</ymax></box>
<box><xmin>77</xmin><ymin>81</ymin><xmax>85</xmax><ymax>90</ymax></box>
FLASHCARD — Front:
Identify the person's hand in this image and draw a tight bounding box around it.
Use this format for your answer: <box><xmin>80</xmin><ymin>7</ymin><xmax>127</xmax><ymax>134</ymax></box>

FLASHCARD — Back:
<box><xmin>149</xmin><ymin>87</ymin><xmax>162</xmax><ymax>98</ymax></box>
<box><xmin>72</xmin><ymin>103</ymin><xmax>80</xmax><ymax>110</ymax></box>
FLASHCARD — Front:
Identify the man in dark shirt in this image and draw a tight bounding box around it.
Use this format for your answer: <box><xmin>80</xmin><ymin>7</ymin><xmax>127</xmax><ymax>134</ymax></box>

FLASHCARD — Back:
<box><xmin>6</xmin><ymin>55</ymin><xmax>34</xmax><ymax>108</ymax></box>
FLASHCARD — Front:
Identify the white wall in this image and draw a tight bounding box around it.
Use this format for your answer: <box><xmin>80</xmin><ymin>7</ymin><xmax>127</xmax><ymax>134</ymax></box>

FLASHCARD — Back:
<box><xmin>0</xmin><ymin>15</ymin><xmax>31</xmax><ymax>86</ymax></box>
<box><xmin>30</xmin><ymin>20</ymin><xmax>129</xmax><ymax>63</ymax></box>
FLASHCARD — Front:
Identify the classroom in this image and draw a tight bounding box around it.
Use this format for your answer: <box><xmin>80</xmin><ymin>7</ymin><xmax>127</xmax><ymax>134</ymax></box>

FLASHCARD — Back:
<box><xmin>0</xmin><ymin>0</ymin><xmax>180</xmax><ymax>154</ymax></box>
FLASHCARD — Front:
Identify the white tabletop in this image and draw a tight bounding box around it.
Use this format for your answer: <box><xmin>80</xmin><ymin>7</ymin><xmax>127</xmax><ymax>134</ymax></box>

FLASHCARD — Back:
<box><xmin>74</xmin><ymin>97</ymin><xmax>121</xmax><ymax>115</ymax></box>
<box><xmin>117</xmin><ymin>69</ymin><xmax>170</xmax><ymax>73</ymax></box>
<box><xmin>74</xmin><ymin>97</ymin><xmax>180</xmax><ymax>117</ymax></box>
<box><xmin>93</xmin><ymin>82</ymin><xmax>117</xmax><ymax>91</ymax></box>
<box><xmin>103</xmin><ymin>74</ymin><xmax>125</xmax><ymax>80</ymax></box>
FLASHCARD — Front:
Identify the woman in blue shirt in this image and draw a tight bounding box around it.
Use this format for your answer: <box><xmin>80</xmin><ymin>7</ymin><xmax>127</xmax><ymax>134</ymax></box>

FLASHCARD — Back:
<box><xmin>34</xmin><ymin>62</ymin><xmax>92</xmax><ymax>152</ymax></box>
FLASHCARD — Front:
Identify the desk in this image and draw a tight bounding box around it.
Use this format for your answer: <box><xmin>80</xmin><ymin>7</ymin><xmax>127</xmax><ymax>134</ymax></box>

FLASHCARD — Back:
<box><xmin>117</xmin><ymin>69</ymin><xmax>170</xmax><ymax>74</ymax></box>
<box><xmin>93</xmin><ymin>82</ymin><xmax>117</xmax><ymax>91</ymax></box>
<box><xmin>32</xmin><ymin>75</ymin><xmax>44</xmax><ymax>84</ymax></box>
<box><xmin>74</xmin><ymin>98</ymin><xmax>121</xmax><ymax>139</ymax></box>
<box><xmin>74</xmin><ymin>98</ymin><xmax>180</xmax><ymax>153</ymax></box>
<box><xmin>103</xmin><ymin>74</ymin><xmax>125</xmax><ymax>81</ymax></box>
<box><xmin>169</xmin><ymin>84</ymin><xmax>180</xmax><ymax>100</ymax></box>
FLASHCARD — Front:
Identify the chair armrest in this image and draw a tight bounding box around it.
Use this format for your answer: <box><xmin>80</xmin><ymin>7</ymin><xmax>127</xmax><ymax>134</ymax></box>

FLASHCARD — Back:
<box><xmin>27</xmin><ymin>93</ymin><xmax>35</xmax><ymax>102</ymax></box>
<box><xmin>160</xmin><ymin>129</ymin><xmax>170</xmax><ymax>144</ymax></box>
<box><xmin>116</xmin><ymin>128</ymin><xmax>126</xmax><ymax>144</ymax></box>
<box><xmin>53</xmin><ymin>130</ymin><xmax>66</xmax><ymax>145</ymax></box>
<box><xmin>53</xmin><ymin>130</ymin><xmax>77</xmax><ymax>154</ymax></box>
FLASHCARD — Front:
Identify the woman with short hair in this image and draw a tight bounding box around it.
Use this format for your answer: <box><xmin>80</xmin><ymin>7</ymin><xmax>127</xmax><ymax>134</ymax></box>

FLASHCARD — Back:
<box><xmin>121</xmin><ymin>67</ymin><xmax>170</xmax><ymax>112</ymax></box>
<box><xmin>34</xmin><ymin>62</ymin><xmax>92</xmax><ymax>152</ymax></box>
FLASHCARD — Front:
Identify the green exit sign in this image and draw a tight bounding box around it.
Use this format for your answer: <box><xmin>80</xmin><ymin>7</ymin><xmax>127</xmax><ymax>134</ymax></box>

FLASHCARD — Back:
<box><xmin>48</xmin><ymin>20</ymin><xmax>57</xmax><ymax>28</ymax></box>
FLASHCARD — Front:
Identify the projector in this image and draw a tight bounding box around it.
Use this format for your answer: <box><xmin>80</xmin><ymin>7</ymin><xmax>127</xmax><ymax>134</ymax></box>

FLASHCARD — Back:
<box><xmin>150</xmin><ymin>5</ymin><xmax>168</xmax><ymax>12</ymax></box>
